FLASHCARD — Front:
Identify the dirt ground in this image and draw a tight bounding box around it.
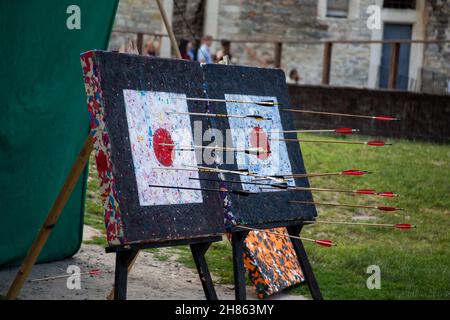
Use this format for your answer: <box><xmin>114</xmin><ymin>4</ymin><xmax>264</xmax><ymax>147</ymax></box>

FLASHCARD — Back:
<box><xmin>0</xmin><ymin>226</ymin><xmax>306</xmax><ymax>300</ymax></box>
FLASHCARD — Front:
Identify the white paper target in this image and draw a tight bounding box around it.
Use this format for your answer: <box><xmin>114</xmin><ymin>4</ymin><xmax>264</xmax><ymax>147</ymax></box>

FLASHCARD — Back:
<box><xmin>225</xmin><ymin>94</ymin><xmax>296</xmax><ymax>193</ymax></box>
<box><xmin>123</xmin><ymin>90</ymin><xmax>203</xmax><ymax>206</ymax></box>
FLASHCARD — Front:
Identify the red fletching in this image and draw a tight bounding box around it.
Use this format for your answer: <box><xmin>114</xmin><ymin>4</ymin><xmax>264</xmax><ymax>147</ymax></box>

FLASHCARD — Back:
<box><xmin>367</xmin><ymin>140</ymin><xmax>388</xmax><ymax>147</ymax></box>
<box><xmin>342</xmin><ymin>169</ymin><xmax>368</xmax><ymax>176</ymax></box>
<box><xmin>356</xmin><ymin>189</ymin><xmax>376</xmax><ymax>195</ymax></box>
<box><xmin>394</xmin><ymin>224</ymin><xmax>414</xmax><ymax>230</ymax></box>
<box><xmin>374</xmin><ymin>116</ymin><xmax>398</xmax><ymax>121</ymax></box>
<box><xmin>378</xmin><ymin>206</ymin><xmax>398</xmax><ymax>212</ymax></box>
<box><xmin>315</xmin><ymin>240</ymin><xmax>335</xmax><ymax>247</ymax></box>
<box><xmin>378</xmin><ymin>192</ymin><xmax>398</xmax><ymax>198</ymax></box>
<box><xmin>89</xmin><ymin>269</ymin><xmax>102</xmax><ymax>276</ymax></box>
<box><xmin>335</xmin><ymin>128</ymin><xmax>354</xmax><ymax>134</ymax></box>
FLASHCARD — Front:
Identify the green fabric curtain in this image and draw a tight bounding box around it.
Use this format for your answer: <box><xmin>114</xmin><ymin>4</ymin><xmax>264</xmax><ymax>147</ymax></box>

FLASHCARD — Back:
<box><xmin>0</xmin><ymin>0</ymin><xmax>119</xmax><ymax>266</ymax></box>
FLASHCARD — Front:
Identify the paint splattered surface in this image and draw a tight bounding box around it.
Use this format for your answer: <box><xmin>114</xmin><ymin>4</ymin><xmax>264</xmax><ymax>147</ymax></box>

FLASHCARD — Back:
<box><xmin>123</xmin><ymin>90</ymin><xmax>202</xmax><ymax>206</ymax></box>
<box><xmin>224</xmin><ymin>94</ymin><xmax>296</xmax><ymax>193</ymax></box>
<box><xmin>244</xmin><ymin>228</ymin><xmax>304</xmax><ymax>298</ymax></box>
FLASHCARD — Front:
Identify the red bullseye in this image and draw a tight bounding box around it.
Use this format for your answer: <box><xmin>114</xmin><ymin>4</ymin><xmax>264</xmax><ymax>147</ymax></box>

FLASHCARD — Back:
<box><xmin>153</xmin><ymin>128</ymin><xmax>175</xmax><ymax>166</ymax></box>
<box><xmin>250</xmin><ymin>126</ymin><xmax>270</xmax><ymax>160</ymax></box>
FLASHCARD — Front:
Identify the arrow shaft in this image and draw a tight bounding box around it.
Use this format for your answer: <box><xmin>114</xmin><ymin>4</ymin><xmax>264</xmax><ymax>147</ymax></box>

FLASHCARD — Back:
<box><xmin>235</xmin><ymin>225</ymin><xmax>319</xmax><ymax>244</ymax></box>
<box><xmin>191</xmin><ymin>177</ymin><xmax>368</xmax><ymax>195</ymax></box>
<box><xmin>290</xmin><ymin>200</ymin><xmax>398</xmax><ymax>211</ymax></box>
<box><xmin>160</xmin><ymin>143</ymin><xmax>265</xmax><ymax>154</ymax></box>
<box><xmin>273</xmin><ymin>129</ymin><xmax>359</xmax><ymax>134</ymax></box>
<box><xmin>184</xmin><ymin>165</ymin><xmax>255</xmax><ymax>177</ymax></box>
<box><xmin>272</xmin><ymin>138</ymin><xmax>368</xmax><ymax>145</ymax></box>
<box><xmin>304</xmin><ymin>220</ymin><xmax>397</xmax><ymax>228</ymax></box>
<box><xmin>167</xmin><ymin>111</ymin><xmax>270</xmax><ymax>120</ymax></box>
<box><xmin>170</xmin><ymin>96</ymin><xmax>279</xmax><ymax>106</ymax></box>
<box><xmin>282</xmin><ymin>109</ymin><xmax>398</xmax><ymax>121</ymax></box>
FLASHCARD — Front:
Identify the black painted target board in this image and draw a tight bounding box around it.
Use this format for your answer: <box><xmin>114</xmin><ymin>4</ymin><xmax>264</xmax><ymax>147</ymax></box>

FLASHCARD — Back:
<box><xmin>85</xmin><ymin>51</ymin><xmax>225</xmax><ymax>244</ymax></box>
<box><xmin>202</xmin><ymin>63</ymin><xmax>317</xmax><ymax>228</ymax></box>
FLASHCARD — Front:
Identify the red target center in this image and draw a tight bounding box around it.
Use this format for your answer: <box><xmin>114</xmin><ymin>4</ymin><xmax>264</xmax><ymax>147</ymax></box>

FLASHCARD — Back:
<box><xmin>153</xmin><ymin>128</ymin><xmax>175</xmax><ymax>166</ymax></box>
<box><xmin>250</xmin><ymin>126</ymin><xmax>270</xmax><ymax>160</ymax></box>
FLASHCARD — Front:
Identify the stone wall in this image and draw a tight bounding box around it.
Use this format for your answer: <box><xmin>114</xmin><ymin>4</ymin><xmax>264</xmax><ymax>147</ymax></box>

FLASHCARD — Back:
<box><xmin>108</xmin><ymin>0</ymin><xmax>162</xmax><ymax>52</ymax></box>
<box><xmin>422</xmin><ymin>0</ymin><xmax>450</xmax><ymax>93</ymax></box>
<box><xmin>213</xmin><ymin>0</ymin><xmax>373</xmax><ymax>86</ymax></box>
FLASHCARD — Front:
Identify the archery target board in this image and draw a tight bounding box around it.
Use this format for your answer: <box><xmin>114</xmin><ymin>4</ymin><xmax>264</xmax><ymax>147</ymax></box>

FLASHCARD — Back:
<box><xmin>123</xmin><ymin>90</ymin><xmax>202</xmax><ymax>206</ymax></box>
<box><xmin>203</xmin><ymin>63</ymin><xmax>317</xmax><ymax>228</ymax></box>
<box><xmin>224</xmin><ymin>94</ymin><xmax>296</xmax><ymax>193</ymax></box>
<box><xmin>81</xmin><ymin>51</ymin><xmax>225</xmax><ymax>245</ymax></box>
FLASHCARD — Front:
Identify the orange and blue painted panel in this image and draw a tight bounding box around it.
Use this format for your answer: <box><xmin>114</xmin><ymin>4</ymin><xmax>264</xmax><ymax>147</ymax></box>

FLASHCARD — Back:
<box><xmin>243</xmin><ymin>228</ymin><xmax>304</xmax><ymax>298</ymax></box>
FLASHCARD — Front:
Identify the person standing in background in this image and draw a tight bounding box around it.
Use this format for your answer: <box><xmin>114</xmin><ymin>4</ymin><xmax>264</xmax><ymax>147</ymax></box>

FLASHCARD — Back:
<box><xmin>197</xmin><ymin>35</ymin><xmax>213</xmax><ymax>64</ymax></box>
<box><xmin>179</xmin><ymin>39</ymin><xmax>194</xmax><ymax>61</ymax></box>
<box><xmin>144</xmin><ymin>35</ymin><xmax>162</xmax><ymax>56</ymax></box>
<box><xmin>287</xmin><ymin>68</ymin><xmax>301</xmax><ymax>85</ymax></box>
<box><xmin>215</xmin><ymin>39</ymin><xmax>232</xmax><ymax>63</ymax></box>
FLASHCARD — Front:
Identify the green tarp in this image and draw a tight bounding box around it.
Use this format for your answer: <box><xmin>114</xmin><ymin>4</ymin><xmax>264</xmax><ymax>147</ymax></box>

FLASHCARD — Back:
<box><xmin>0</xmin><ymin>0</ymin><xmax>119</xmax><ymax>266</ymax></box>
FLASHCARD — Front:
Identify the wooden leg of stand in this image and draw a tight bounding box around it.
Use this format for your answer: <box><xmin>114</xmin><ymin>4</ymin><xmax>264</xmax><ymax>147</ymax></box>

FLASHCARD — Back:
<box><xmin>107</xmin><ymin>250</ymin><xmax>139</xmax><ymax>300</ymax></box>
<box><xmin>190</xmin><ymin>242</ymin><xmax>218</xmax><ymax>300</ymax></box>
<box><xmin>114</xmin><ymin>249</ymin><xmax>139</xmax><ymax>300</ymax></box>
<box><xmin>6</xmin><ymin>135</ymin><xmax>93</xmax><ymax>300</ymax></box>
<box><xmin>287</xmin><ymin>225</ymin><xmax>324</xmax><ymax>300</ymax></box>
<box><xmin>231</xmin><ymin>231</ymin><xmax>249</xmax><ymax>300</ymax></box>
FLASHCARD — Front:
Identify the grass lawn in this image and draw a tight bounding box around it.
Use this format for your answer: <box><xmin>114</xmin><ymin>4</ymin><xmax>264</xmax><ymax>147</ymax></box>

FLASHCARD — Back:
<box><xmin>84</xmin><ymin>134</ymin><xmax>450</xmax><ymax>299</ymax></box>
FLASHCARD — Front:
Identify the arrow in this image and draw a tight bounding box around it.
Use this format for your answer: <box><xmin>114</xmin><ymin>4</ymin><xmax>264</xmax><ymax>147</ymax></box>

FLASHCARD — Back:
<box><xmin>159</xmin><ymin>143</ymin><xmax>271</xmax><ymax>156</ymax></box>
<box><xmin>271</xmin><ymin>138</ymin><xmax>392</xmax><ymax>146</ymax></box>
<box><xmin>273</xmin><ymin>128</ymin><xmax>359</xmax><ymax>135</ymax></box>
<box><xmin>189</xmin><ymin>177</ymin><xmax>290</xmax><ymax>189</ymax></box>
<box><xmin>170</xmin><ymin>96</ymin><xmax>280</xmax><ymax>107</ymax></box>
<box><xmin>281</xmin><ymin>109</ymin><xmax>399</xmax><ymax>121</ymax></box>
<box><xmin>183</xmin><ymin>165</ymin><xmax>289</xmax><ymax>182</ymax></box>
<box><xmin>304</xmin><ymin>220</ymin><xmax>416</xmax><ymax>230</ymax></box>
<box><xmin>262</xmin><ymin>169</ymin><xmax>371</xmax><ymax>179</ymax></box>
<box><xmin>235</xmin><ymin>225</ymin><xmax>336</xmax><ymax>247</ymax></box>
<box><xmin>166</xmin><ymin>111</ymin><xmax>272</xmax><ymax>121</ymax></box>
<box><xmin>29</xmin><ymin>269</ymin><xmax>106</xmax><ymax>282</ymax></box>
<box><xmin>147</xmin><ymin>184</ymin><xmax>256</xmax><ymax>196</ymax></box>
<box><xmin>188</xmin><ymin>177</ymin><xmax>394</xmax><ymax>197</ymax></box>
<box><xmin>289</xmin><ymin>200</ymin><xmax>404</xmax><ymax>211</ymax></box>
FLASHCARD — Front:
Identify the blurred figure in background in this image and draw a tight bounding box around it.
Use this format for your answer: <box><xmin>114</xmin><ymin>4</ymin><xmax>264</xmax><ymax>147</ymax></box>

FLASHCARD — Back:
<box><xmin>215</xmin><ymin>39</ymin><xmax>232</xmax><ymax>63</ymax></box>
<box><xmin>197</xmin><ymin>35</ymin><xmax>213</xmax><ymax>64</ymax></box>
<box><xmin>179</xmin><ymin>39</ymin><xmax>194</xmax><ymax>61</ymax></box>
<box><xmin>245</xmin><ymin>47</ymin><xmax>275</xmax><ymax>68</ymax></box>
<box><xmin>287</xmin><ymin>68</ymin><xmax>301</xmax><ymax>85</ymax></box>
<box><xmin>144</xmin><ymin>35</ymin><xmax>161</xmax><ymax>56</ymax></box>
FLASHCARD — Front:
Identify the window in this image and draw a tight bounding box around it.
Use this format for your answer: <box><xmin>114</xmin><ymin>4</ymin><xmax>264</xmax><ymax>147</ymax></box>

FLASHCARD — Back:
<box><xmin>326</xmin><ymin>0</ymin><xmax>349</xmax><ymax>18</ymax></box>
<box><xmin>383</xmin><ymin>0</ymin><xmax>416</xmax><ymax>9</ymax></box>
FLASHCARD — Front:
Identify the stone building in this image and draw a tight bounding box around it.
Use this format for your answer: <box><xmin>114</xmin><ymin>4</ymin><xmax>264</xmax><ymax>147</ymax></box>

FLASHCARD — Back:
<box><xmin>109</xmin><ymin>0</ymin><xmax>450</xmax><ymax>93</ymax></box>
